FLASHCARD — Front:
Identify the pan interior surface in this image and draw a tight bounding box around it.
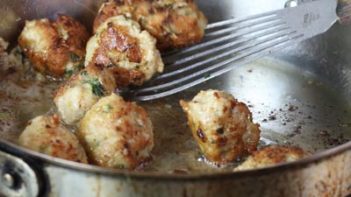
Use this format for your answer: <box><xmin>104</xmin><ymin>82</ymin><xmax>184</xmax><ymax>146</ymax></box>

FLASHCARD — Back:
<box><xmin>1</xmin><ymin>49</ymin><xmax>351</xmax><ymax>174</ymax></box>
<box><xmin>142</xmin><ymin>54</ymin><xmax>351</xmax><ymax>173</ymax></box>
<box><xmin>0</xmin><ymin>0</ymin><xmax>350</xmax><ymax>174</ymax></box>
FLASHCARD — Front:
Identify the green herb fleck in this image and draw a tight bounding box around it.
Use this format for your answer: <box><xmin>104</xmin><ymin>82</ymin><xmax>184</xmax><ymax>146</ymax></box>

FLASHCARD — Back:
<box><xmin>64</xmin><ymin>69</ymin><xmax>74</xmax><ymax>77</ymax></box>
<box><xmin>76</xmin><ymin>62</ymin><xmax>84</xmax><ymax>70</ymax></box>
<box><xmin>80</xmin><ymin>70</ymin><xmax>88</xmax><ymax>77</ymax></box>
<box><xmin>70</xmin><ymin>52</ymin><xmax>81</xmax><ymax>62</ymax></box>
<box><xmin>81</xmin><ymin>71</ymin><xmax>105</xmax><ymax>96</ymax></box>
<box><xmin>103</xmin><ymin>104</ymin><xmax>113</xmax><ymax>113</ymax></box>
<box><xmin>89</xmin><ymin>79</ymin><xmax>105</xmax><ymax>97</ymax></box>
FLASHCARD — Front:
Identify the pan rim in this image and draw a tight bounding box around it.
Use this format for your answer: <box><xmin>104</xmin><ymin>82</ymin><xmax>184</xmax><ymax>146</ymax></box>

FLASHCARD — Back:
<box><xmin>0</xmin><ymin>139</ymin><xmax>350</xmax><ymax>180</ymax></box>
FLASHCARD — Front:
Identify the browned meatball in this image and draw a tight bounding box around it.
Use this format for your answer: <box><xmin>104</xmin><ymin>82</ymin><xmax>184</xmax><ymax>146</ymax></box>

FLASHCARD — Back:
<box><xmin>18</xmin><ymin>115</ymin><xmax>88</xmax><ymax>163</ymax></box>
<box><xmin>54</xmin><ymin>65</ymin><xmax>117</xmax><ymax>125</ymax></box>
<box><xmin>234</xmin><ymin>145</ymin><xmax>305</xmax><ymax>171</ymax></box>
<box><xmin>93</xmin><ymin>0</ymin><xmax>207</xmax><ymax>50</ymax></box>
<box><xmin>18</xmin><ymin>15</ymin><xmax>89</xmax><ymax>77</ymax></box>
<box><xmin>86</xmin><ymin>15</ymin><xmax>163</xmax><ymax>86</ymax></box>
<box><xmin>79</xmin><ymin>93</ymin><xmax>154</xmax><ymax>169</ymax></box>
<box><xmin>180</xmin><ymin>90</ymin><xmax>261</xmax><ymax>164</ymax></box>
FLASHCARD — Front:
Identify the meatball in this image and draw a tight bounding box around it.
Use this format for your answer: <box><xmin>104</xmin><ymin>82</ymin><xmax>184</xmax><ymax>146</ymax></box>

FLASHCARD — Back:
<box><xmin>18</xmin><ymin>15</ymin><xmax>89</xmax><ymax>77</ymax></box>
<box><xmin>78</xmin><ymin>93</ymin><xmax>154</xmax><ymax>169</ymax></box>
<box><xmin>86</xmin><ymin>15</ymin><xmax>164</xmax><ymax>86</ymax></box>
<box><xmin>234</xmin><ymin>145</ymin><xmax>305</xmax><ymax>171</ymax></box>
<box><xmin>180</xmin><ymin>90</ymin><xmax>261</xmax><ymax>164</ymax></box>
<box><xmin>18</xmin><ymin>115</ymin><xmax>88</xmax><ymax>163</ymax></box>
<box><xmin>54</xmin><ymin>66</ymin><xmax>117</xmax><ymax>125</ymax></box>
<box><xmin>94</xmin><ymin>0</ymin><xmax>207</xmax><ymax>50</ymax></box>
<box><xmin>93</xmin><ymin>0</ymin><xmax>207</xmax><ymax>50</ymax></box>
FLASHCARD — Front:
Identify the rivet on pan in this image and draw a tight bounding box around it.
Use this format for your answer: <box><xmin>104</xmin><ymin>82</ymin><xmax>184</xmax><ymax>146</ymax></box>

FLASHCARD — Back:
<box><xmin>2</xmin><ymin>173</ymin><xmax>15</xmax><ymax>188</ymax></box>
<box><xmin>285</xmin><ymin>0</ymin><xmax>298</xmax><ymax>8</ymax></box>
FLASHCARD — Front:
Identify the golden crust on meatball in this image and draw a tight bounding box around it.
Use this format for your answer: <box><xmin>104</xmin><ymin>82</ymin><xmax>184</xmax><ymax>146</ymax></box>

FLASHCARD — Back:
<box><xmin>86</xmin><ymin>15</ymin><xmax>163</xmax><ymax>86</ymax></box>
<box><xmin>78</xmin><ymin>93</ymin><xmax>154</xmax><ymax>169</ymax></box>
<box><xmin>54</xmin><ymin>66</ymin><xmax>117</xmax><ymax>125</ymax></box>
<box><xmin>234</xmin><ymin>145</ymin><xmax>305</xmax><ymax>171</ymax></box>
<box><xmin>133</xmin><ymin>0</ymin><xmax>207</xmax><ymax>49</ymax></box>
<box><xmin>18</xmin><ymin>115</ymin><xmax>88</xmax><ymax>163</ymax></box>
<box><xmin>93</xmin><ymin>0</ymin><xmax>207</xmax><ymax>50</ymax></box>
<box><xmin>93</xmin><ymin>1</ymin><xmax>133</xmax><ymax>33</ymax></box>
<box><xmin>180</xmin><ymin>89</ymin><xmax>261</xmax><ymax>164</ymax></box>
<box><xmin>18</xmin><ymin>15</ymin><xmax>89</xmax><ymax>77</ymax></box>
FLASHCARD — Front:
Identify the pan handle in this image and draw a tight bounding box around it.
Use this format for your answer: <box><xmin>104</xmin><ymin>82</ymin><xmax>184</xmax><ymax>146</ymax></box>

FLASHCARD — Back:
<box><xmin>0</xmin><ymin>150</ymin><xmax>40</xmax><ymax>197</ymax></box>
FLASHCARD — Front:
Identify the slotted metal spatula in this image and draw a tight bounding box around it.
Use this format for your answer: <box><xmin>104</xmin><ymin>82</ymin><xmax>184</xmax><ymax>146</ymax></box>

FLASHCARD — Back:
<box><xmin>130</xmin><ymin>0</ymin><xmax>347</xmax><ymax>101</ymax></box>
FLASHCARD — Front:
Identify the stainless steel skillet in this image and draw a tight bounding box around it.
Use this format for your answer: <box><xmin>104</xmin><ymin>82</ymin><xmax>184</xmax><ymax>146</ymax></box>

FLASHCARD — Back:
<box><xmin>0</xmin><ymin>0</ymin><xmax>350</xmax><ymax>196</ymax></box>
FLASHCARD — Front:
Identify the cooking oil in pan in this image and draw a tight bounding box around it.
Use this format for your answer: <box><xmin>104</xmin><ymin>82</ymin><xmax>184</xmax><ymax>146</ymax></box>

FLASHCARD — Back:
<box><xmin>142</xmin><ymin>57</ymin><xmax>351</xmax><ymax>173</ymax></box>
<box><xmin>0</xmin><ymin>54</ymin><xmax>350</xmax><ymax>173</ymax></box>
